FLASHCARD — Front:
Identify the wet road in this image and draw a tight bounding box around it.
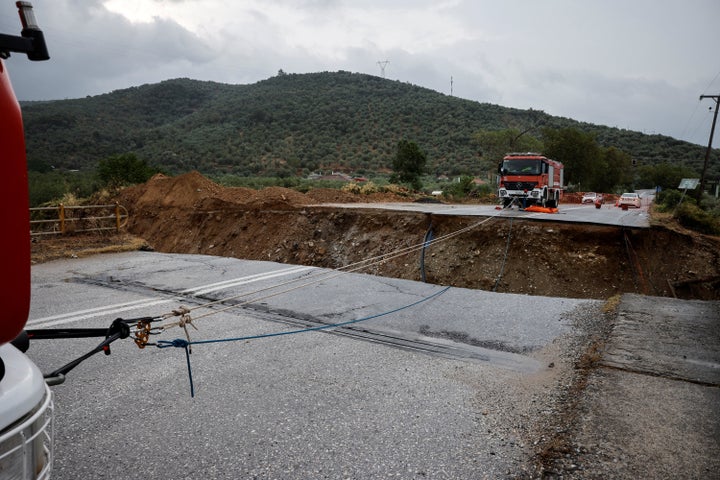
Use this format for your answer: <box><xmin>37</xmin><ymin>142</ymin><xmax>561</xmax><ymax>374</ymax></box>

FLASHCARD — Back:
<box><xmin>26</xmin><ymin>252</ymin><xmax>599</xmax><ymax>479</ymax></box>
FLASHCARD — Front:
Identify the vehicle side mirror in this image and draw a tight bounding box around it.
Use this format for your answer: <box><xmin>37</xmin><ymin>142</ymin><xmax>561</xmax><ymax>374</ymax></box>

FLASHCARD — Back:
<box><xmin>0</xmin><ymin>2</ymin><xmax>49</xmax><ymax>61</ymax></box>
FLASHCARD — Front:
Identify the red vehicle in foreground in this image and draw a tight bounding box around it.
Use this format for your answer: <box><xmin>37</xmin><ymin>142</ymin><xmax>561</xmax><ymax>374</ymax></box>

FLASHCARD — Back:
<box><xmin>0</xmin><ymin>3</ymin><xmax>53</xmax><ymax>478</ymax></box>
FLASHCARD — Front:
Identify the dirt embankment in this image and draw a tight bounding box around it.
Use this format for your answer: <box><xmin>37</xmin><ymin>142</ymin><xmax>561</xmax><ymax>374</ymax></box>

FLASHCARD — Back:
<box><xmin>90</xmin><ymin>171</ymin><xmax>719</xmax><ymax>301</ymax></box>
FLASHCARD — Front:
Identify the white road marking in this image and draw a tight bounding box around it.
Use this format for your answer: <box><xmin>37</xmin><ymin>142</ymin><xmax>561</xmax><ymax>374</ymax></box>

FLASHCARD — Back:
<box><xmin>26</xmin><ymin>298</ymin><xmax>175</xmax><ymax>328</ymax></box>
<box><xmin>28</xmin><ymin>265</ymin><xmax>315</xmax><ymax>327</ymax></box>
<box><xmin>182</xmin><ymin>265</ymin><xmax>312</xmax><ymax>296</ymax></box>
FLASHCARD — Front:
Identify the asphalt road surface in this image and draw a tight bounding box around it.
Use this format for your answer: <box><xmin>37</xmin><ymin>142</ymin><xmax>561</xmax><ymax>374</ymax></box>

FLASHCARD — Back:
<box><xmin>25</xmin><ymin>252</ymin><xmax>601</xmax><ymax>479</ymax></box>
<box><xmin>316</xmin><ymin>191</ymin><xmax>654</xmax><ymax>229</ymax></box>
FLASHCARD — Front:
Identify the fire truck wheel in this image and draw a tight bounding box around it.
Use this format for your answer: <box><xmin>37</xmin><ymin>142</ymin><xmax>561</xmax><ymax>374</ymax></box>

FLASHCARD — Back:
<box><xmin>547</xmin><ymin>192</ymin><xmax>557</xmax><ymax>208</ymax></box>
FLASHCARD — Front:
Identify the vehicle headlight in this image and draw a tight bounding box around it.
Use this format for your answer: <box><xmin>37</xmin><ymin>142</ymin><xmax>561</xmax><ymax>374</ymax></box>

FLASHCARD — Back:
<box><xmin>0</xmin><ymin>385</ymin><xmax>53</xmax><ymax>480</ymax></box>
<box><xmin>531</xmin><ymin>191</ymin><xmax>539</xmax><ymax>197</ymax></box>
<box><xmin>499</xmin><ymin>189</ymin><xmax>507</xmax><ymax>197</ymax></box>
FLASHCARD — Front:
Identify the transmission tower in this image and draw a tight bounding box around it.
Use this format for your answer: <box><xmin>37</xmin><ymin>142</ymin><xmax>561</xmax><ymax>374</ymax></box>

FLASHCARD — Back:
<box><xmin>377</xmin><ymin>60</ymin><xmax>389</xmax><ymax>78</ymax></box>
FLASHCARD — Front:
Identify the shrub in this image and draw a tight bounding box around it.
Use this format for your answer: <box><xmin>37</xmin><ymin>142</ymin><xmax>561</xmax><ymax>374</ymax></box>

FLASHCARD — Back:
<box><xmin>359</xmin><ymin>181</ymin><xmax>379</xmax><ymax>195</ymax></box>
<box><xmin>445</xmin><ymin>175</ymin><xmax>474</xmax><ymax>198</ymax></box>
<box><xmin>382</xmin><ymin>183</ymin><xmax>410</xmax><ymax>196</ymax></box>
<box><xmin>341</xmin><ymin>182</ymin><xmax>361</xmax><ymax>194</ymax></box>
<box><xmin>655</xmin><ymin>189</ymin><xmax>690</xmax><ymax>212</ymax></box>
<box><xmin>674</xmin><ymin>203</ymin><xmax>720</xmax><ymax>235</ymax></box>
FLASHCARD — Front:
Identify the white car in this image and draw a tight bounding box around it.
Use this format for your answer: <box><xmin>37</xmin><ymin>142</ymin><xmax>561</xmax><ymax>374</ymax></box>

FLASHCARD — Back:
<box><xmin>581</xmin><ymin>192</ymin><xmax>598</xmax><ymax>204</ymax></box>
<box><xmin>618</xmin><ymin>192</ymin><xmax>641</xmax><ymax>208</ymax></box>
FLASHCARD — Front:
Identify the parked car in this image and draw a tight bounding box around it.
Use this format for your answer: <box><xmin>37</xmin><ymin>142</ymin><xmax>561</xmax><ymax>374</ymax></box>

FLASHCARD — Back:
<box><xmin>581</xmin><ymin>192</ymin><xmax>598</xmax><ymax>204</ymax></box>
<box><xmin>618</xmin><ymin>192</ymin><xmax>641</xmax><ymax>208</ymax></box>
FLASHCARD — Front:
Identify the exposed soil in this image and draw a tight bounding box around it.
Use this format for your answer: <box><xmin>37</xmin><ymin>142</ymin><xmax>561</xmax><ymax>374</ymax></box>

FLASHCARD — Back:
<box><xmin>51</xmin><ymin>171</ymin><xmax>709</xmax><ymax>301</ymax></box>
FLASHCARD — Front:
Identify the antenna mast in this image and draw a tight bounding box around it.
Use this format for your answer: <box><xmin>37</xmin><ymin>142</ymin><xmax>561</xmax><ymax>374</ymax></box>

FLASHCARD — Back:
<box><xmin>377</xmin><ymin>60</ymin><xmax>389</xmax><ymax>78</ymax></box>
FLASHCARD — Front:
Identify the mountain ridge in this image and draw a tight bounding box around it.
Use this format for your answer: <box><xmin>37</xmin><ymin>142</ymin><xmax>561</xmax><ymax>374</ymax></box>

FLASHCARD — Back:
<box><xmin>21</xmin><ymin>71</ymin><xmax>715</xmax><ymax>179</ymax></box>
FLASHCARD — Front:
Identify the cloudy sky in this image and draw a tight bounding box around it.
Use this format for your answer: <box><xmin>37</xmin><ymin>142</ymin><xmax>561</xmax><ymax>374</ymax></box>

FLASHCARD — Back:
<box><xmin>2</xmin><ymin>0</ymin><xmax>719</xmax><ymax>146</ymax></box>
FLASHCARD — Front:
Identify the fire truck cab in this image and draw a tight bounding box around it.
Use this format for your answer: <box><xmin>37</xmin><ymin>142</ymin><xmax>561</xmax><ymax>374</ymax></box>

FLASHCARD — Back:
<box><xmin>497</xmin><ymin>152</ymin><xmax>564</xmax><ymax>208</ymax></box>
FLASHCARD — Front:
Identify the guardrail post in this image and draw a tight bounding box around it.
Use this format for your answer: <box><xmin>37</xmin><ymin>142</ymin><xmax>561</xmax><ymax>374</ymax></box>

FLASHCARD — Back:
<box><xmin>59</xmin><ymin>203</ymin><xmax>65</xmax><ymax>234</ymax></box>
<box><xmin>115</xmin><ymin>202</ymin><xmax>120</xmax><ymax>232</ymax></box>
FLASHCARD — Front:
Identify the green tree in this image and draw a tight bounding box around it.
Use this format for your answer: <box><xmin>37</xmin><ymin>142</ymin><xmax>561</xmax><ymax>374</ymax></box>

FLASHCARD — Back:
<box><xmin>97</xmin><ymin>153</ymin><xmax>158</xmax><ymax>187</ymax></box>
<box><xmin>391</xmin><ymin>140</ymin><xmax>427</xmax><ymax>190</ymax></box>
<box><xmin>472</xmin><ymin>128</ymin><xmax>543</xmax><ymax>169</ymax></box>
<box><xmin>595</xmin><ymin>147</ymin><xmax>633</xmax><ymax>192</ymax></box>
<box><xmin>27</xmin><ymin>170</ymin><xmax>99</xmax><ymax>207</ymax></box>
<box><xmin>542</xmin><ymin>127</ymin><xmax>601</xmax><ymax>189</ymax></box>
<box><xmin>635</xmin><ymin>162</ymin><xmax>697</xmax><ymax>191</ymax></box>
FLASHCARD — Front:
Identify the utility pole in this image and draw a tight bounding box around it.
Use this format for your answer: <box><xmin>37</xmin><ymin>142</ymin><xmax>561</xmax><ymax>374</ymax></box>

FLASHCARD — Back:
<box><xmin>377</xmin><ymin>60</ymin><xmax>389</xmax><ymax>78</ymax></box>
<box><xmin>698</xmin><ymin>94</ymin><xmax>720</xmax><ymax>202</ymax></box>
<box><xmin>450</xmin><ymin>76</ymin><xmax>453</xmax><ymax>96</ymax></box>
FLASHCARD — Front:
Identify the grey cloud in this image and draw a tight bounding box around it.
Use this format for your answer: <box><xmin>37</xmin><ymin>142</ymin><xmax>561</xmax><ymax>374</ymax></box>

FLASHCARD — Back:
<box><xmin>5</xmin><ymin>0</ymin><xmax>212</xmax><ymax>99</ymax></box>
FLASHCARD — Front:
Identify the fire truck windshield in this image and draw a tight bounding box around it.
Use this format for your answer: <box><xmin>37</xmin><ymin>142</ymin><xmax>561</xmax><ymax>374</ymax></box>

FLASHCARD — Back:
<box><xmin>502</xmin><ymin>159</ymin><xmax>541</xmax><ymax>175</ymax></box>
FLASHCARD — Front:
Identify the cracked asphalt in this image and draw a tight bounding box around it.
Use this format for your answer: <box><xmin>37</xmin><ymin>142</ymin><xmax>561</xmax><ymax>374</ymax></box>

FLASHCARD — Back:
<box><xmin>26</xmin><ymin>252</ymin><xmax>598</xmax><ymax>479</ymax></box>
<box><xmin>24</xmin><ymin>252</ymin><xmax>718</xmax><ymax>479</ymax></box>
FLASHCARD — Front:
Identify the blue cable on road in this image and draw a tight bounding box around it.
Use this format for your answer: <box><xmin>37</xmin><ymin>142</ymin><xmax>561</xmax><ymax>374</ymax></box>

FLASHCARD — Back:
<box><xmin>156</xmin><ymin>285</ymin><xmax>451</xmax><ymax>397</ymax></box>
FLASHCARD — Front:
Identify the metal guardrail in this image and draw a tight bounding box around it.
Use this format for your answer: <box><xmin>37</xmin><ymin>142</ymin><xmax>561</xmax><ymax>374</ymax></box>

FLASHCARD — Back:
<box><xmin>29</xmin><ymin>203</ymin><xmax>128</xmax><ymax>236</ymax></box>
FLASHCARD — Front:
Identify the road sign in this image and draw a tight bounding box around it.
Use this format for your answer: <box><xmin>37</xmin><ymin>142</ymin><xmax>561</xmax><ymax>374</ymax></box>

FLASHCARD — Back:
<box><xmin>678</xmin><ymin>178</ymin><xmax>699</xmax><ymax>189</ymax></box>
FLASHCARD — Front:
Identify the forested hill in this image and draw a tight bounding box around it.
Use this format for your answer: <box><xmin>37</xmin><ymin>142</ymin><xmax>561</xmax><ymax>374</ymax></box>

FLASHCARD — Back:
<box><xmin>21</xmin><ymin>71</ymin><xmax>714</xmax><ymax>178</ymax></box>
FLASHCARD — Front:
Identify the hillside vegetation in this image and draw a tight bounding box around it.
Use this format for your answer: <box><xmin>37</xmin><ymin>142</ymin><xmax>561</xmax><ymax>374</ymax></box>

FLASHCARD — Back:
<box><xmin>22</xmin><ymin>71</ymin><xmax>716</xmax><ymax>180</ymax></box>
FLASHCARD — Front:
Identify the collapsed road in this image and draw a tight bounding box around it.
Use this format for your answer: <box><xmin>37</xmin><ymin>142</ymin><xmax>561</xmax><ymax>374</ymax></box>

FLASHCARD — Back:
<box><xmin>24</xmin><ymin>172</ymin><xmax>720</xmax><ymax>478</ymax></box>
<box><xmin>112</xmin><ymin>173</ymin><xmax>719</xmax><ymax>301</ymax></box>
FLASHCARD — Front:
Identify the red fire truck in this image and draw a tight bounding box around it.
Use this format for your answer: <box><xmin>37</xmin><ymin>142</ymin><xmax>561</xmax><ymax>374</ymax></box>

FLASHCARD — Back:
<box><xmin>497</xmin><ymin>152</ymin><xmax>564</xmax><ymax>208</ymax></box>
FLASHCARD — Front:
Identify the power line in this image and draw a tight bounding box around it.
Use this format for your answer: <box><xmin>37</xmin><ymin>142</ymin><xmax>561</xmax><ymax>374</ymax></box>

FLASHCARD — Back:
<box><xmin>680</xmin><ymin>70</ymin><xmax>720</xmax><ymax>142</ymax></box>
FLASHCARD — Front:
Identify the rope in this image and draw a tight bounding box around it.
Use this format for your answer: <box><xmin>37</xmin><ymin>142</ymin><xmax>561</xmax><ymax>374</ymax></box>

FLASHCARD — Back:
<box><xmin>158</xmin><ymin>210</ymin><xmax>507</xmax><ymax>332</ymax></box>
<box><xmin>162</xmin><ymin>286</ymin><xmax>450</xmax><ymax>346</ymax></box>
<box><xmin>156</xmin><ymin>285</ymin><xmax>451</xmax><ymax>396</ymax></box>
<box><xmin>157</xmin><ymin>339</ymin><xmax>195</xmax><ymax>397</ymax></box>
